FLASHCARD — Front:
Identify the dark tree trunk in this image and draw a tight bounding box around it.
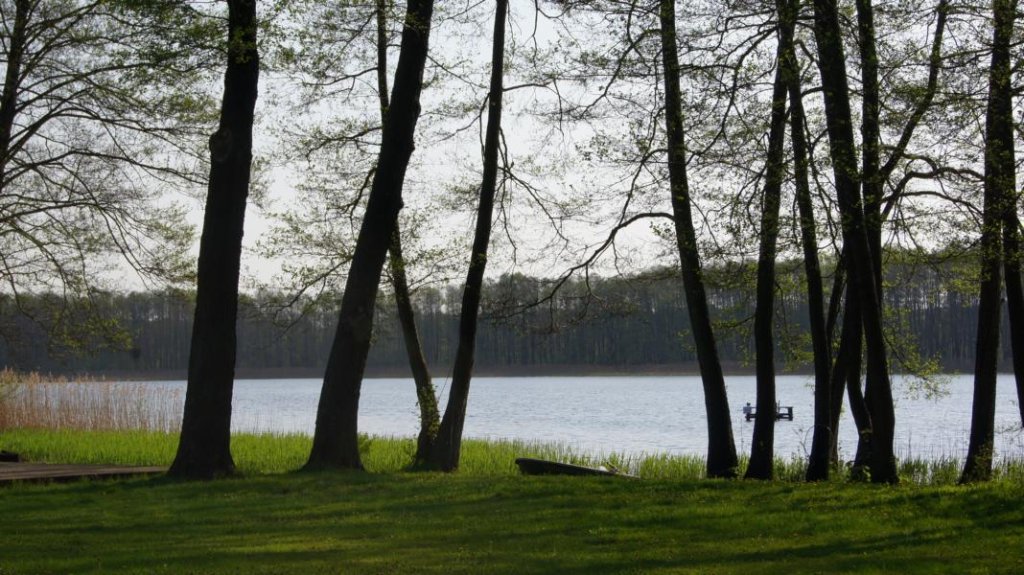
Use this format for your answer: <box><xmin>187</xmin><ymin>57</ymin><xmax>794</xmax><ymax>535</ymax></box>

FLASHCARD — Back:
<box><xmin>1007</xmin><ymin>217</ymin><xmax>1024</xmax><ymax>427</ymax></box>
<box><xmin>659</xmin><ymin>0</ymin><xmax>737</xmax><ymax>479</ymax></box>
<box><xmin>0</xmin><ymin>0</ymin><xmax>29</xmax><ymax>181</ymax></box>
<box><xmin>776</xmin><ymin>0</ymin><xmax>834</xmax><ymax>482</ymax></box>
<box><xmin>168</xmin><ymin>0</ymin><xmax>259</xmax><ymax>480</ymax></box>
<box><xmin>962</xmin><ymin>0</ymin><xmax>1016</xmax><ymax>484</ymax></box>
<box><xmin>838</xmin><ymin>294</ymin><xmax>872</xmax><ymax>474</ymax></box>
<box><xmin>811</xmin><ymin>0</ymin><xmax>897</xmax><ymax>483</ymax></box>
<box><xmin>745</xmin><ymin>37</ymin><xmax>789</xmax><ymax>481</ymax></box>
<box><xmin>856</xmin><ymin>0</ymin><xmax>883</xmax><ymax>288</ymax></box>
<box><xmin>391</xmin><ymin>231</ymin><xmax>441</xmax><ymax>465</ymax></box>
<box><xmin>426</xmin><ymin>0</ymin><xmax>508</xmax><ymax>472</ymax></box>
<box><xmin>305</xmin><ymin>0</ymin><xmax>435</xmax><ymax>471</ymax></box>
<box><xmin>1003</xmin><ymin>187</ymin><xmax>1024</xmax><ymax>428</ymax></box>
<box><xmin>374</xmin><ymin>0</ymin><xmax>440</xmax><ymax>465</ymax></box>
<box><xmin>855</xmin><ymin>0</ymin><xmax>897</xmax><ymax>483</ymax></box>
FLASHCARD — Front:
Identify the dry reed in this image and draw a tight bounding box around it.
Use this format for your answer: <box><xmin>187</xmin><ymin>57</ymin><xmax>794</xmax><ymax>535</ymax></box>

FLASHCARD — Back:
<box><xmin>0</xmin><ymin>368</ymin><xmax>182</xmax><ymax>432</ymax></box>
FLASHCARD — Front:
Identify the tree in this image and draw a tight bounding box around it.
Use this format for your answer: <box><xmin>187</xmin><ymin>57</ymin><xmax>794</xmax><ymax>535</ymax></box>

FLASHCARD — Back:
<box><xmin>658</xmin><ymin>0</ymin><xmax>737</xmax><ymax>479</ymax></box>
<box><xmin>169</xmin><ymin>0</ymin><xmax>260</xmax><ymax>480</ymax></box>
<box><xmin>371</xmin><ymin>0</ymin><xmax>439</xmax><ymax>466</ymax></box>
<box><xmin>745</xmin><ymin>15</ymin><xmax>789</xmax><ymax>480</ymax></box>
<box><xmin>0</xmin><ymin>0</ymin><xmax>210</xmax><ymax>352</ymax></box>
<box><xmin>961</xmin><ymin>0</ymin><xmax>1016</xmax><ymax>484</ymax></box>
<box><xmin>305</xmin><ymin>0</ymin><xmax>436</xmax><ymax>470</ymax></box>
<box><xmin>425</xmin><ymin>0</ymin><xmax>508</xmax><ymax>472</ymax></box>
<box><xmin>810</xmin><ymin>0</ymin><xmax>898</xmax><ymax>484</ymax></box>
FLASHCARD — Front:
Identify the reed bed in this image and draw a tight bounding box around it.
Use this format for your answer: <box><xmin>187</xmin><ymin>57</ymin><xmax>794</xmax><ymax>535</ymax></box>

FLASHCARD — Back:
<box><xmin>0</xmin><ymin>369</ymin><xmax>182</xmax><ymax>432</ymax></box>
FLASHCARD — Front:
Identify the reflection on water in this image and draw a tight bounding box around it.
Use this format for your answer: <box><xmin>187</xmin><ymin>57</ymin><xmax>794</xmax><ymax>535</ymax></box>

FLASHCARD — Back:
<box><xmin>137</xmin><ymin>374</ymin><xmax>1023</xmax><ymax>461</ymax></box>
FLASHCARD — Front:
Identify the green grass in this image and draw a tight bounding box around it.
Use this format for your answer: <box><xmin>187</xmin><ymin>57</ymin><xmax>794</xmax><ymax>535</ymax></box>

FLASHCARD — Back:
<box><xmin>2</xmin><ymin>430</ymin><xmax>1024</xmax><ymax>573</ymax></box>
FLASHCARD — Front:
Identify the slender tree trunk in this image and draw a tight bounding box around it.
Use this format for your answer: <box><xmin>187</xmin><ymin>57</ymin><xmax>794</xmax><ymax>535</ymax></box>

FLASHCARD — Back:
<box><xmin>1003</xmin><ymin>189</ymin><xmax>1024</xmax><ymax>428</ymax></box>
<box><xmin>1007</xmin><ymin>212</ymin><xmax>1024</xmax><ymax>427</ymax></box>
<box><xmin>838</xmin><ymin>294</ymin><xmax>872</xmax><ymax>474</ymax></box>
<box><xmin>390</xmin><ymin>231</ymin><xmax>441</xmax><ymax>464</ymax></box>
<box><xmin>962</xmin><ymin>0</ymin><xmax>1016</xmax><ymax>484</ymax></box>
<box><xmin>427</xmin><ymin>0</ymin><xmax>508</xmax><ymax>472</ymax></box>
<box><xmin>0</xmin><ymin>0</ymin><xmax>29</xmax><ymax>183</ymax></box>
<box><xmin>305</xmin><ymin>0</ymin><xmax>435</xmax><ymax>470</ymax></box>
<box><xmin>374</xmin><ymin>0</ymin><xmax>440</xmax><ymax>464</ymax></box>
<box><xmin>168</xmin><ymin>0</ymin><xmax>259</xmax><ymax>480</ymax></box>
<box><xmin>856</xmin><ymin>0</ymin><xmax>883</xmax><ymax>289</ymax></box>
<box><xmin>776</xmin><ymin>0</ymin><xmax>833</xmax><ymax>482</ymax></box>
<box><xmin>855</xmin><ymin>0</ymin><xmax>897</xmax><ymax>483</ymax></box>
<box><xmin>659</xmin><ymin>0</ymin><xmax>737</xmax><ymax>479</ymax></box>
<box><xmin>746</xmin><ymin>35</ymin><xmax>789</xmax><ymax>481</ymax></box>
<box><xmin>811</xmin><ymin>0</ymin><xmax>897</xmax><ymax>483</ymax></box>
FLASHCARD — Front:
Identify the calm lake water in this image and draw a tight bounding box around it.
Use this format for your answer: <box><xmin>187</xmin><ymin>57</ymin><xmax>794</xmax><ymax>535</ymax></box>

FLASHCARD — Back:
<box><xmin>133</xmin><ymin>374</ymin><xmax>1024</xmax><ymax>462</ymax></box>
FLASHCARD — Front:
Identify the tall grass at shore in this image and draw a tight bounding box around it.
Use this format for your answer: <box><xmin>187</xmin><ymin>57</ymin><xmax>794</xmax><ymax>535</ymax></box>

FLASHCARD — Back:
<box><xmin>6</xmin><ymin>427</ymin><xmax>1024</xmax><ymax>485</ymax></box>
<box><xmin>4</xmin><ymin>369</ymin><xmax>1024</xmax><ymax>484</ymax></box>
<box><xmin>0</xmin><ymin>368</ymin><xmax>182</xmax><ymax>432</ymax></box>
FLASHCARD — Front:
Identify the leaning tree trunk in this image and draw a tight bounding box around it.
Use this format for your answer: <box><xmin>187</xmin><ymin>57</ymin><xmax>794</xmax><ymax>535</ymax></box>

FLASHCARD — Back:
<box><xmin>659</xmin><ymin>0</ymin><xmax>738</xmax><ymax>479</ymax></box>
<box><xmin>962</xmin><ymin>0</ymin><xmax>1016</xmax><ymax>484</ymax></box>
<box><xmin>811</xmin><ymin>0</ymin><xmax>897</xmax><ymax>483</ymax></box>
<box><xmin>169</xmin><ymin>0</ymin><xmax>259</xmax><ymax>480</ymax></box>
<box><xmin>305</xmin><ymin>0</ymin><xmax>435</xmax><ymax>471</ymax></box>
<box><xmin>390</xmin><ymin>231</ymin><xmax>441</xmax><ymax>465</ymax></box>
<box><xmin>745</xmin><ymin>36</ymin><xmax>789</xmax><ymax>481</ymax></box>
<box><xmin>426</xmin><ymin>0</ymin><xmax>508</xmax><ymax>472</ymax></box>
<box><xmin>373</xmin><ymin>0</ymin><xmax>440</xmax><ymax>465</ymax></box>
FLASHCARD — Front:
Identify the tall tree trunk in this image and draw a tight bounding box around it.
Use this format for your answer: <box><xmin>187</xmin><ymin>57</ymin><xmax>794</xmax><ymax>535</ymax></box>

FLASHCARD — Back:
<box><xmin>374</xmin><ymin>0</ymin><xmax>440</xmax><ymax>464</ymax></box>
<box><xmin>811</xmin><ymin>0</ymin><xmax>898</xmax><ymax>483</ymax></box>
<box><xmin>1007</xmin><ymin>210</ymin><xmax>1024</xmax><ymax>427</ymax></box>
<box><xmin>838</xmin><ymin>293</ymin><xmax>872</xmax><ymax>474</ymax></box>
<box><xmin>777</xmin><ymin>0</ymin><xmax>834</xmax><ymax>482</ymax></box>
<box><xmin>659</xmin><ymin>0</ymin><xmax>738</xmax><ymax>479</ymax></box>
<box><xmin>169</xmin><ymin>0</ymin><xmax>259</xmax><ymax>480</ymax></box>
<box><xmin>745</xmin><ymin>35</ymin><xmax>789</xmax><ymax>481</ymax></box>
<box><xmin>305</xmin><ymin>0</ymin><xmax>435</xmax><ymax>471</ymax></box>
<box><xmin>961</xmin><ymin>0</ymin><xmax>1016</xmax><ymax>484</ymax></box>
<box><xmin>0</xmin><ymin>0</ymin><xmax>29</xmax><ymax>183</ymax></box>
<box><xmin>856</xmin><ymin>0</ymin><xmax>883</xmax><ymax>289</ymax></box>
<box><xmin>427</xmin><ymin>0</ymin><xmax>508</xmax><ymax>472</ymax></box>
<box><xmin>390</xmin><ymin>231</ymin><xmax>441</xmax><ymax>465</ymax></box>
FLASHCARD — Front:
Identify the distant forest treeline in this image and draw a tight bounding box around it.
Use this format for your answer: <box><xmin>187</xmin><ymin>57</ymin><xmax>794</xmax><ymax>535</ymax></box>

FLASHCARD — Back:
<box><xmin>0</xmin><ymin>261</ymin><xmax>1000</xmax><ymax>376</ymax></box>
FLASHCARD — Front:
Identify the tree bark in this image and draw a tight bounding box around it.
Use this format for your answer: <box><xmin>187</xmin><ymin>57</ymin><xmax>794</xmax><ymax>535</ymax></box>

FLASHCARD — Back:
<box><xmin>169</xmin><ymin>0</ymin><xmax>259</xmax><ymax>480</ymax></box>
<box><xmin>426</xmin><ymin>0</ymin><xmax>508</xmax><ymax>472</ymax></box>
<box><xmin>811</xmin><ymin>0</ymin><xmax>897</xmax><ymax>483</ymax></box>
<box><xmin>374</xmin><ymin>0</ymin><xmax>440</xmax><ymax>465</ymax></box>
<box><xmin>962</xmin><ymin>0</ymin><xmax>1016</xmax><ymax>484</ymax></box>
<box><xmin>659</xmin><ymin>0</ymin><xmax>738</xmax><ymax>479</ymax></box>
<box><xmin>745</xmin><ymin>33</ymin><xmax>789</xmax><ymax>481</ymax></box>
<box><xmin>305</xmin><ymin>0</ymin><xmax>435</xmax><ymax>470</ymax></box>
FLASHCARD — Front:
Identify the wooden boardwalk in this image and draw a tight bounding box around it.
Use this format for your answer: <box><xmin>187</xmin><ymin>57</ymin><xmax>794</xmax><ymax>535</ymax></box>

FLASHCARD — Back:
<box><xmin>0</xmin><ymin>462</ymin><xmax>166</xmax><ymax>484</ymax></box>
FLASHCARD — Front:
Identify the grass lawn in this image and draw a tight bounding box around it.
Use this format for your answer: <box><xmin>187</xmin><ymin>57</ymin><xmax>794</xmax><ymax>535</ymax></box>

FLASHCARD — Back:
<box><xmin>2</xmin><ymin>430</ymin><xmax>1023</xmax><ymax>574</ymax></box>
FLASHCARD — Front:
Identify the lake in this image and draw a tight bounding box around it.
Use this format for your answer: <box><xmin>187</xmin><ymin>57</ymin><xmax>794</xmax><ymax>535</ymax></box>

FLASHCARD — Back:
<box><xmin>139</xmin><ymin>374</ymin><xmax>1024</xmax><ymax>462</ymax></box>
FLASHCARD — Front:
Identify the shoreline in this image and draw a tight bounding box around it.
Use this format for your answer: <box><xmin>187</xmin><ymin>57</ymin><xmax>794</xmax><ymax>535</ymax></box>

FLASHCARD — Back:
<box><xmin>49</xmin><ymin>362</ymin><xmax>973</xmax><ymax>381</ymax></box>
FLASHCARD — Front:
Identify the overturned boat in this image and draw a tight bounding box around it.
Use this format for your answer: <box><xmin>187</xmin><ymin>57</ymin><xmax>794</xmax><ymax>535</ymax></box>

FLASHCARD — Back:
<box><xmin>514</xmin><ymin>457</ymin><xmax>635</xmax><ymax>478</ymax></box>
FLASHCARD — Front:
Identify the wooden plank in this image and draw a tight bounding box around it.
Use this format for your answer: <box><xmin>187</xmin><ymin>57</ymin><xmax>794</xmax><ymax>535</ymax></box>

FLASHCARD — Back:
<box><xmin>0</xmin><ymin>462</ymin><xmax>166</xmax><ymax>484</ymax></box>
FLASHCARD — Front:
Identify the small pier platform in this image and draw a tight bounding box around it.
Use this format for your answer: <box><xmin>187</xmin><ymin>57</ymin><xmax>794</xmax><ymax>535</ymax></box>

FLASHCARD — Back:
<box><xmin>743</xmin><ymin>405</ymin><xmax>794</xmax><ymax>422</ymax></box>
<box><xmin>0</xmin><ymin>462</ymin><xmax>165</xmax><ymax>485</ymax></box>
